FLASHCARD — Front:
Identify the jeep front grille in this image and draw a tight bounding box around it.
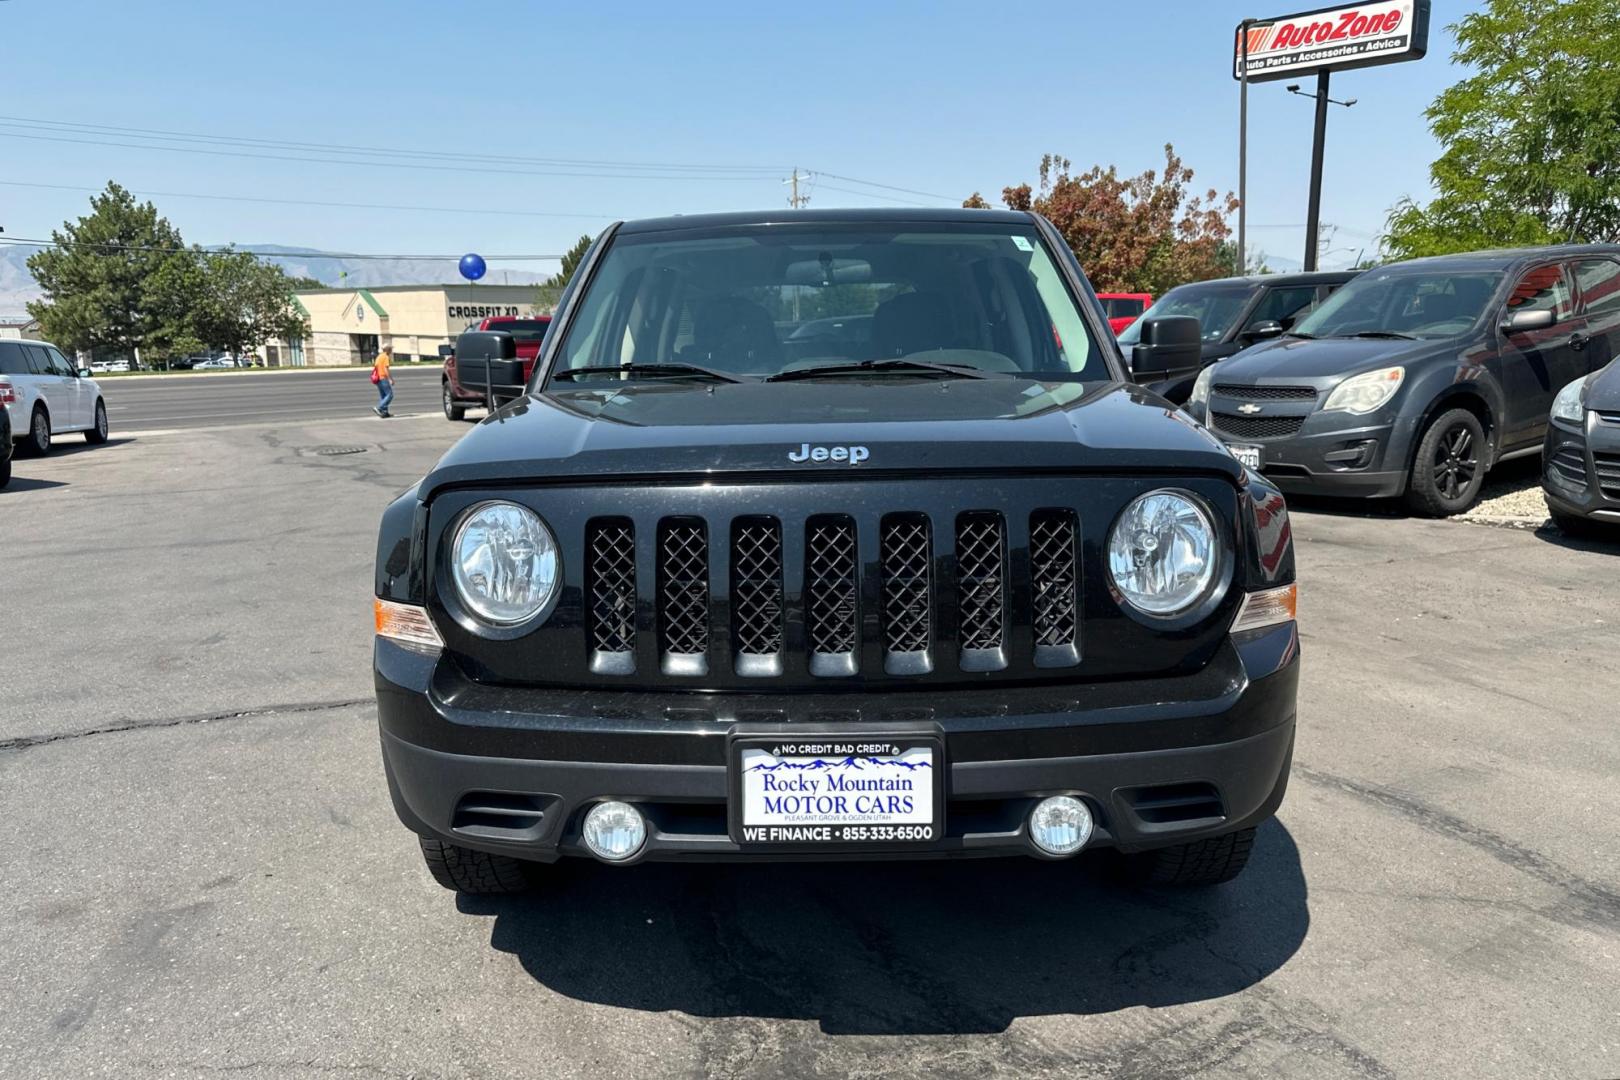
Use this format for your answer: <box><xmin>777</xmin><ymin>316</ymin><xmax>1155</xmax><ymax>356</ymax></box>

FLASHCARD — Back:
<box><xmin>657</xmin><ymin>519</ymin><xmax>710</xmax><ymax>675</ymax></box>
<box><xmin>586</xmin><ymin>518</ymin><xmax>637</xmax><ymax>675</ymax></box>
<box><xmin>1030</xmin><ymin>509</ymin><xmax>1081</xmax><ymax>666</ymax></box>
<box><xmin>805</xmin><ymin>515</ymin><xmax>859</xmax><ymax>676</ymax></box>
<box><xmin>587</xmin><ymin>506</ymin><xmax>1087</xmax><ymax>680</ymax></box>
<box><xmin>955</xmin><ymin>512</ymin><xmax>1007</xmax><ymax>671</ymax></box>
<box><xmin>731</xmin><ymin>517</ymin><xmax>784</xmax><ymax>676</ymax></box>
<box><xmin>881</xmin><ymin>514</ymin><xmax>934</xmax><ymax>675</ymax></box>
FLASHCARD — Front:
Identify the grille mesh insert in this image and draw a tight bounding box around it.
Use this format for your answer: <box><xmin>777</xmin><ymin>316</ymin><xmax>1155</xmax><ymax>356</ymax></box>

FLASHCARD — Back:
<box><xmin>1550</xmin><ymin>447</ymin><xmax>1588</xmax><ymax>490</ymax></box>
<box><xmin>586</xmin><ymin>519</ymin><xmax>637</xmax><ymax>657</ymax></box>
<box><xmin>955</xmin><ymin>513</ymin><xmax>1006</xmax><ymax>652</ymax></box>
<box><xmin>657</xmin><ymin>520</ymin><xmax>709</xmax><ymax>661</ymax></box>
<box><xmin>1030</xmin><ymin>510</ymin><xmax>1079</xmax><ymax>653</ymax></box>
<box><xmin>732</xmin><ymin>518</ymin><xmax>784</xmax><ymax>658</ymax></box>
<box><xmin>1596</xmin><ymin>451</ymin><xmax>1620</xmax><ymax>499</ymax></box>
<box><xmin>1213</xmin><ymin>384</ymin><xmax>1317</xmax><ymax>401</ymax></box>
<box><xmin>805</xmin><ymin>517</ymin><xmax>859</xmax><ymax>658</ymax></box>
<box><xmin>881</xmin><ymin>515</ymin><xmax>932</xmax><ymax>655</ymax></box>
<box><xmin>1212</xmin><ymin>412</ymin><xmax>1307</xmax><ymax>440</ymax></box>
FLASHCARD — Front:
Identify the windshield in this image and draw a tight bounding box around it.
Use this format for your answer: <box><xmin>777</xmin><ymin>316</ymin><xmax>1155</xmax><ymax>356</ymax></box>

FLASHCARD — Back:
<box><xmin>1117</xmin><ymin>283</ymin><xmax>1256</xmax><ymax>344</ymax></box>
<box><xmin>1292</xmin><ymin>269</ymin><xmax>1505</xmax><ymax>340</ymax></box>
<box><xmin>548</xmin><ymin>222</ymin><xmax>1104</xmax><ymax>382</ymax></box>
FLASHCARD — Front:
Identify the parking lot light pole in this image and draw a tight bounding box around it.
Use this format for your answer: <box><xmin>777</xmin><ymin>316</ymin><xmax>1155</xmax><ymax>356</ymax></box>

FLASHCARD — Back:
<box><xmin>1237</xmin><ymin>19</ymin><xmax>1254</xmax><ymax>276</ymax></box>
<box><xmin>1288</xmin><ymin>75</ymin><xmax>1356</xmax><ymax>271</ymax></box>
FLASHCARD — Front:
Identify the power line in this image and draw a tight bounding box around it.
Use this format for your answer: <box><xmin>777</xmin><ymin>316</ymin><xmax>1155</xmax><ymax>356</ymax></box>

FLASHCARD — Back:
<box><xmin>808</xmin><ymin>183</ymin><xmax>936</xmax><ymax>208</ymax></box>
<box><xmin>809</xmin><ymin>171</ymin><xmax>953</xmax><ymax>202</ymax></box>
<box><xmin>0</xmin><ymin>128</ymin><xmax>784</xmax><ymax>183</ymax></box>
<box><xmin>0</xmin><ymin>179</ymin><xmax>614</xmax><ymax>221</ymax></box>
<box><xmin>0</xmin><ymin>115</ymin><xmax>786</xmax><ymax>175</ymax></box>
<box><xmin>0</xmin><ymin>236</ymin><xmax>561</xmax><ymax>261</ymax></box>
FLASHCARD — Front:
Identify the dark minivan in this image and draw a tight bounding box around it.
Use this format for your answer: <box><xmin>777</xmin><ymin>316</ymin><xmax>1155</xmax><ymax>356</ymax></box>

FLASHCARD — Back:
<box><xmin>1189</xmin><ymin>246</ymin><xmax>1620</xmax><ymax>515</ymax></box>
<box><xmin>1120</xmin><ymin>271</ymin><xmax>1358</xmax><ymax>403</ymax></box>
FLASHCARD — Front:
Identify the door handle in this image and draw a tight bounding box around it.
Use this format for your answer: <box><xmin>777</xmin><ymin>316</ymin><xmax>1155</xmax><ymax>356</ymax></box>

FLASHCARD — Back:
<box><xmin>1569</xmin><ymin>332</ymin><xmax>1589</xmax><ymax>350</ymax></box>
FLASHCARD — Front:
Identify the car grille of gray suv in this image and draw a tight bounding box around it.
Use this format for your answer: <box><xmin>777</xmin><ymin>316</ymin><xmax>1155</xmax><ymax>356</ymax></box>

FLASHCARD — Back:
<box><xmin>582</xmin><ymin>508</ymin><xmax>1083</xmax><ymax>680</ymax></box>
<box><xmin>1211</xmin><ymin>413</ymin><xmax>1308</xmax><ymax>440</ymax></box>
<box><xmin>1212</xmin><ymin>384</ymin><xmax>1317</xmax><ymax>402</ymax></box>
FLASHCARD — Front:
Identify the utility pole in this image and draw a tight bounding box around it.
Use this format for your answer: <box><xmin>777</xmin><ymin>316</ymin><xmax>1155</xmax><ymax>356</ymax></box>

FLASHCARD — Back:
<box><xmin>785</xmin><ymin>169</ymin><xmax>811</xmax><ymax>209</ymax></box>
<box><xmin>1286</xmin><ymin>79</ymin><xmax>1357</xmax><ymax>271</ymax></box>
<box><xmin>1237</xmin><ymin>19</ymin><xmax>1254</xmax><ymax>277</ymax></box>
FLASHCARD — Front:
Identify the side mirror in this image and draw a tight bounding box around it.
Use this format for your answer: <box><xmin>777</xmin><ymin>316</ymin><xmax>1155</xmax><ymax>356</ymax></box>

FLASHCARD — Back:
<box><xmin>1242</xmin><ymin>320</ymin><xmax>1284</xmax><ymax>342</ymax></box>
<box><xmin>454</xmin><ymin>331</ymin><xmax>524</xmax><ymax>400</ymax></box>
<box><xmin>1502</xmin><ymin>308</ymin><xmax>1555</xmax><ymax>333</ymax></box>
<box><xmin>76</xmin><ymin>368</ymin><xmax>92</xmax><ymax>378</ymax></box>
<box><xmin>1130</xmin><ymin>316</ymin><xmax>1204</xmax><ymax>384</ymax></box>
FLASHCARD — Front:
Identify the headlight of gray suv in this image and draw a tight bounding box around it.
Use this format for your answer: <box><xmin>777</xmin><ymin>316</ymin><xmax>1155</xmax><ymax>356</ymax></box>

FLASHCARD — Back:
<box><xmin>1551</xmin><ymin>375</ymin><xmax>1590</xmax><ymax>424</ymax></box>
<box><xmin>451</xmin><ymin>501</ymin><xmax>560</xmax><ymax>626</ymax></box>
<box><xmin>1106</xmin><ymin>489</ymin><xmax>1220</xmax><ymax>616</ymax></box>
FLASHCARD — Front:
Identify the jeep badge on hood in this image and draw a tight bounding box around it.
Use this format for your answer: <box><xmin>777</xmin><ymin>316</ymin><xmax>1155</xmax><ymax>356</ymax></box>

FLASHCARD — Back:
<box><xmin>788</xmin><ymin>443</ymin><xmax>870</xmax><ymax>465</ymax></box>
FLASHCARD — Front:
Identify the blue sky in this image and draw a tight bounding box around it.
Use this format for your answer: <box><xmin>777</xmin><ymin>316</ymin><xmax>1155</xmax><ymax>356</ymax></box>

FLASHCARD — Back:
<box><xmin>0</xmin><ymin>0</ymin><xmax>1484</xmax><ymax>275</ymax></box>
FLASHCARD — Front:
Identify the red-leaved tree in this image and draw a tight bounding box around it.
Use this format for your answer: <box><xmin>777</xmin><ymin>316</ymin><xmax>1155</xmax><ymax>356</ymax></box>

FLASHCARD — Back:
<box><xmin>964</xmin><ymin>145</ymin><xmax>1239</xmax><ymax>292</ymax></box>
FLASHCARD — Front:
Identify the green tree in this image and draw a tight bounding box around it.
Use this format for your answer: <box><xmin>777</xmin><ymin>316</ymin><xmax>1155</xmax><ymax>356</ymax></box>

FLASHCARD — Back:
<box><xmin>1383</xmin><ymin>0</ymin><xmax>1620</xmax><ymax>258</ymax></box>
<box><xmin>190</xmin><ymin>248</ymin><xmax>311</xmax><ymax>357</ymax></box>
<box><xmin>546</xmin><ymin>234</ymin><xmax>594</xmax><ymax>289</ymax></box>
<box><xmin>26</xmin><ymin>182</ymin><xmax>197</xmax><ymax>362</ymax></box>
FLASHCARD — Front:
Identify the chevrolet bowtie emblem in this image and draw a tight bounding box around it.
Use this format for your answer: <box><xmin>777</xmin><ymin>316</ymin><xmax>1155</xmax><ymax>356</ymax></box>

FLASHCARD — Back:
<box><xmin>1237</xmin><ymin>403</ymin><xmax>1264</xmax><ymax>415</ymax></box>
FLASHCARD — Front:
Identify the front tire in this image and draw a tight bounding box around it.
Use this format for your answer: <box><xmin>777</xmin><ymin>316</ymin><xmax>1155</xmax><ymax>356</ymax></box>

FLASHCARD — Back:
<box><xmin>25</xmin><ymin>406</ymin><xmax>50</xmax><ymax>456</ymax></box>
<box><xmin>1405</xmin><ymin>408</ymin><xmax>1486</xmax><ymax>517</ymax></box>
<box><xmin>443</xmin><ymin>381</ymin><xmax>466</xmax><ymax>421</ymax></box>
<box><xmin>1117</xmin><ymin>827</ymin><xmax>1257</xmax><ymax>886</ymax></box>
<box><xmin>419</xmin><ymin>838</ymin><xmax>535</xmax><ymax>894</ymax></box>
<box><xmin>85</xmin><ymin>399</ymin><xmax>109</xmax><ymax>444</ymax></box>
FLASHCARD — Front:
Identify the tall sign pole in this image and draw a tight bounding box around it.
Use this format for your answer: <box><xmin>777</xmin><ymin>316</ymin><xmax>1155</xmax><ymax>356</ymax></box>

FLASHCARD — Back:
<box><xmin>1238</xmin><ymin>20</ymin><xmax>1252</xmax><ymax>276</ymax></box>
<box><xmin>1303</xmin><ymin>69</ymin><xmax>1331</xmax><ymax>271</ymax></box>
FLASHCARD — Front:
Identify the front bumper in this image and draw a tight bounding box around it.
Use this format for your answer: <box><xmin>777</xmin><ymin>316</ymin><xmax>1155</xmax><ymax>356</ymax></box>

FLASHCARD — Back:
<box><xmin>1201</xmin><ymin>408</ymin><xmax>1418</xmax><ymax>499</ymax></box>
<box><xmin>375</xmin><ymin>623</ymin><xmax>1299</xmax><ymax>864</ymax></box>
<box><xmin>1543</xmin><ymin>414</ymin><xmax>1620</xmax><ymax>522</ymax></box>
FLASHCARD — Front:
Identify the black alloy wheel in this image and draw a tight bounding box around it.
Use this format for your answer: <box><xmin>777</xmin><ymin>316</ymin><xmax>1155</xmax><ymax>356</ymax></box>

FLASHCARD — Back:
<box><xmin>1406</xmin><ymin>407</ymin><xmax>1487</xmax><ymax>517</ymax></box>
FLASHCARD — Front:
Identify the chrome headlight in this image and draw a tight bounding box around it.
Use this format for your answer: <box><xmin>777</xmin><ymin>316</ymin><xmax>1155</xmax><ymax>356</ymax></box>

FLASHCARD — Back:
<box><xmin>1107</xmin><ymin>490</ymin><xmax>1220</xmax><ymax>616</ymax></box>
<box><xmin>1322</xmin><ymin>366</ymin><xmax>1404</xmax><ymax>414</ymax></box>
<box><xmin>1551</xmin><ymin>375</ymin><xmax>1590</xmax><ymax>424</ymax></box>
<box><xmin>451</xmin><ymin>502</ymin><xmax>560</xmax><ymax>626</ymax></box>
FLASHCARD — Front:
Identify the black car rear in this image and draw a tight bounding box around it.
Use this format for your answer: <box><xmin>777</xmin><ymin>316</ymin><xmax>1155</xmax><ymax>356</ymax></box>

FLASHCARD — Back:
<box><xmin>373</xmin><ymin>209</ymin><xmax>1299</xmax><ymax>895</ymax></box>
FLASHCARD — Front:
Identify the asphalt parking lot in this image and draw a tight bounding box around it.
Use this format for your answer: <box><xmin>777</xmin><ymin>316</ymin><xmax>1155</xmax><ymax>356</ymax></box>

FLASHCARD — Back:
<box><xmin>2</xmin><ymin>406</ymin><xmax>1618</xmax><ymax>1079</ymax></box>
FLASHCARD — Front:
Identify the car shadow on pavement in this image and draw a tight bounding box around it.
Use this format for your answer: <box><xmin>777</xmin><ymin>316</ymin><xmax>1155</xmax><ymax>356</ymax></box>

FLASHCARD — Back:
<box><xmin>35</xmin><ymin>435</ymin><xmax>136</xmax><ymax>458</ymax></box>
<box><xmin>0</xmin><ymin>475</ymin><xmax>69</xmax><ymax>493</ymax></box>
<box><xmin>1533</xmin><ymin>522</ymin><xmax>1620</xmax><ymax>555</ymax></box>
<box><xmin>458</xmin><ymin>818</ymin><xmax>1307</xmax><ymax>1035</ymax></box>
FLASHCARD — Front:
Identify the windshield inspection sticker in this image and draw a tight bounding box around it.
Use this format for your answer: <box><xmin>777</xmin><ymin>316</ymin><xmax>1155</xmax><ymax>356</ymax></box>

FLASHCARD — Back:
<box><xmin>1010</xmin><ymin>235</ymin><xmax>1034</xmax><ymax>252</ymax></box>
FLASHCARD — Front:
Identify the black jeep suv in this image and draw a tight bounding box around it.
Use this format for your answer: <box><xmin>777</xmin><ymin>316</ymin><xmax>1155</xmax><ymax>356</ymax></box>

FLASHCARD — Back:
<box><xmin>373</xmin><ymin>209</ymin><xmax>1300</xmax><ymax>894</ymax></box>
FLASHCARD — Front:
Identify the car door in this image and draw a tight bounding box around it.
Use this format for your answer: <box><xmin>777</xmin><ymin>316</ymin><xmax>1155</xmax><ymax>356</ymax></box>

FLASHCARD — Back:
<box><xmin>1573</xmin><ymin>256</ymin><xmax>1620</xmax><ymax>376</ymax></box>
<box><xmin>47</xmin><ymin>346</ymin><xmax>89</xmax><ymax>428</ymax></box>
<box><xmin>1242</xmin><ymin>284</ymin><xmax>1322</xmax><ymax>337</ymax></box>
<box><xmin>20</xmin><ymin>344</ymin><xmax>74</xmax><ymax>429</ymax></box>
<box><xmin>1496</xmin><ymin>262</ymin><xmax>1582</xmax><ymax>447</ymax></box>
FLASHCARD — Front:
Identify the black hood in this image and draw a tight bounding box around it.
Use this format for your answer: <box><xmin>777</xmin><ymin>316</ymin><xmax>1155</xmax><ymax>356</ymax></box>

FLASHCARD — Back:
<box><xmin>419</xmin><ymin>378</ymin><xmax>1243</xmax><ymax>496</ymax></box>
<box><xmin>1586</xmin><ymin>359</ymin><xmax>1620</xmax><ymax>412</ymax></box>
<box><xmin>1216</xmin><ymin>334</ymin><xmax>1460</xmax><ymax>380</ymax></box>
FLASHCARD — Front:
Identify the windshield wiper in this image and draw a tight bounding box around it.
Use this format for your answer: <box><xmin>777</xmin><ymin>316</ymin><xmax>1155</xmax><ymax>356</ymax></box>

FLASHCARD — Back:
<box><xmin>765</xmin><ymin>358</ymin><xmax>998</xmax><ymax>382</ymax></box>
<box><xmin>551</xmin><ymin>363</ymin><xmax>754</xmax><ymax>384</ymax></box>
<box><xmin>1346</xmin><ymin>330</ymin><xmax>1417</xmax><ymax>340</ymax></box>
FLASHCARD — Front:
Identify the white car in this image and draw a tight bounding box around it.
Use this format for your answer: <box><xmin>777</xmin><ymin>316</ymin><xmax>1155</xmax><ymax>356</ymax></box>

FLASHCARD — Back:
<box><xmin>191</xmin><ymin>357</ymin><xmax>236</xmax><ymax>370</ymax></box>
<box><xmin>0</xmin><ymin>338</ymin><xmax>109</xmax><ymax>455</ymax></box>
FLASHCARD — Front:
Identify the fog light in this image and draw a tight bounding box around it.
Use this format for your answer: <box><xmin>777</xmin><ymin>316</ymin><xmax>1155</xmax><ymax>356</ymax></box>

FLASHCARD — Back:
<box><xmin>581</xmin><ymin>801</ymin><xmax>646</xmax><ymax>862</ymax></box>
<box><xmin>1028</xmin><ymin>795</ymin><xmax>1094</xmax><ymax>857</ymax></box>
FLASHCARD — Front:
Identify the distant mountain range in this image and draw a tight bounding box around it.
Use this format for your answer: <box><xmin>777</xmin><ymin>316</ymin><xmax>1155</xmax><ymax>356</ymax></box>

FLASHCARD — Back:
<box><xmin>0</xmin><ymin>243</ymin><xmax>551</xmax><ymax>316</ymax></box>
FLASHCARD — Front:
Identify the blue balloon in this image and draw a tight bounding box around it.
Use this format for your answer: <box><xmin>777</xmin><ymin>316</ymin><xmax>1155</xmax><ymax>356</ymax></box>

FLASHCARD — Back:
<box><xmin>458</xmin><ymin>253</ymin><xmax>487</xmax><ymax>281</ymax></box>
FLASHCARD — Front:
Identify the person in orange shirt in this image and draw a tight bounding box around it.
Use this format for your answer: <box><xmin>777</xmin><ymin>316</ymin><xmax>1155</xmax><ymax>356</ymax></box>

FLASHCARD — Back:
<box><xmin>371</xmin><ymin>345</ymin><xmax>394</xmax><ymax>418</ymax></box>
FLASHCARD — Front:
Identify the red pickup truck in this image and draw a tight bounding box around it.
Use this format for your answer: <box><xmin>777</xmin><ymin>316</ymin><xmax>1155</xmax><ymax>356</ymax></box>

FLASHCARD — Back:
<box><xmin>442</xmin><ymin>315</ymin><xmax>551</xmax><ymax>420</ymax></box>
<box><xmin>1096</xmin><ymin>292</ymin><xmax>1153</xmax><ymax>335</ymax></box>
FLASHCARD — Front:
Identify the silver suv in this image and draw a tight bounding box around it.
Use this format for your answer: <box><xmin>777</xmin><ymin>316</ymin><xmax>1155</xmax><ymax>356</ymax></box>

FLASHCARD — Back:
<box><xmin>0</xmin><ymin>339</ymin><xmax>110</xmax><ymax>455</ymax></box>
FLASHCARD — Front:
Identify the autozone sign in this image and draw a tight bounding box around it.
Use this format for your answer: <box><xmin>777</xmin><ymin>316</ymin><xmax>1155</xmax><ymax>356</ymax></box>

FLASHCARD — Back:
<box><xmin>1234</xmin><ymin>0</ymin><xmax>1430</xmax><ymax>82</ymax></box>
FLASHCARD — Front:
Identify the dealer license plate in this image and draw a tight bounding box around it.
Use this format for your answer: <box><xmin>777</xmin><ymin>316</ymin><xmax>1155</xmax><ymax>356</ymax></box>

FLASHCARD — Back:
<box><xmin>1229</xmin><ymin>444</ymin><xmax>1263</xmax><ymax>470</ymax></box>
<box><xmin>731</xmin><ymin>736</ymin><xmax>942</xmax><ymax>848</ymax></box>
